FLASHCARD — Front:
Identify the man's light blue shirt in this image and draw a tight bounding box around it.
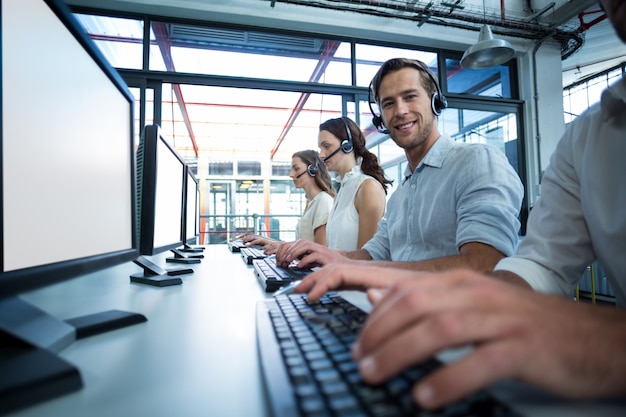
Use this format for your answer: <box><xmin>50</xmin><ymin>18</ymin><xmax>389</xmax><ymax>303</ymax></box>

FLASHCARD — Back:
<box><xmin>363</xmin><ymin>134</ymin><xmax>523</xmax><ymax>262</ymax></box>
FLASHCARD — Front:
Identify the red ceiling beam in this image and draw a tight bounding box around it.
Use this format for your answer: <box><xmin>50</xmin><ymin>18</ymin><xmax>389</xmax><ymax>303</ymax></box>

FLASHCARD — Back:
<box><xmin>269</xmin><ymin>40</ymin><xmax>341</xmax><ymax>159</ymax></box>
<box><xmin>152</xmin><ymin>22</ymin><xmax>199</xmax><ymax>157</ymax></box>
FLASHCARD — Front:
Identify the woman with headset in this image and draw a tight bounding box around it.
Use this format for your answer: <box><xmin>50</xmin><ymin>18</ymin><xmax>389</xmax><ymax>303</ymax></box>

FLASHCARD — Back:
<box><xmin>318</xmin><ymin>116</ymin><xmax>391</xmax><ymax>251</ymax></box>
<box><xmin>243</xmin><ymin>150</ymin><xmax>335</xmax><ymax>253</ymax></box>
<box><xmin>254</xmin><ymin>117</ymin><xmax>392</xmax><ymax>254</ymax></box>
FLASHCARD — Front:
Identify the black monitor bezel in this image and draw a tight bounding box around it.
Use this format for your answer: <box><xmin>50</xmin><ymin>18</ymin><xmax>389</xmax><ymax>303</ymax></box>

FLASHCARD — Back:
<box><xmin>137</xmin><ymin>124</ymin><xmax>187</xmax><ymax>256</ymax></box>
<box><xmin>0</xmin><ymin>0</ymin><xmax>138</xmax><ymax>300</ymax></box>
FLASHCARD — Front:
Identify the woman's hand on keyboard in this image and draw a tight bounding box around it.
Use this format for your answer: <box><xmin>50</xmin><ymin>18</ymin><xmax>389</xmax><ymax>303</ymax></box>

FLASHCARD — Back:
<box><xmin>352</xmin><ymin>269</ymin><xmax>626</xmax><ymax>410</ymax></box>
<box><xmin>243</xmin><ymin>234</ymin><xmax>280</xmax><ymax>254</ymax></box>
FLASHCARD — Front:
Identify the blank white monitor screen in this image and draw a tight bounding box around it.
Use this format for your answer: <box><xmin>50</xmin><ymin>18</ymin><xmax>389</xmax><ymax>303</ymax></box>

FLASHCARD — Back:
<box><xmin>185</xmin><ymin>170</ymin><xmax>199</xmax><ymax>242</ymax></box>
<box><xmin>152</xmin><ymin>137</ymin><xmax>185</xmax><ymax>250</ymax></box>
<box><xmin>1</xmin><ymin>1</ymin><xmax>138</xmax><ymax>412</ymax></box>
<box><xmin>1</xmin><ymin>0</ymin><xmax>134</xmax><ymax>281</ymax></box>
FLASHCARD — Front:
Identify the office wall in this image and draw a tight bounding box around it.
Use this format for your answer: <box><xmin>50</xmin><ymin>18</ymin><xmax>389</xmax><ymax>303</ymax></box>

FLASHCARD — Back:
<box><xmin>518</xmin><ymin>42</ymin><xmax>567</xmax><ymax>205</ymax></box>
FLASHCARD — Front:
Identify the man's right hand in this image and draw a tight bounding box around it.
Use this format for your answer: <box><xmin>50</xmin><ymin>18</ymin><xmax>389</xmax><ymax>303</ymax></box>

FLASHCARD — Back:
<box><xmin>293</xmin><ymin>262</ymin><xmax>397</xmax><ymax>302</ymax></box>
<box><xmin>275</xmin><ymin>239</ymin><xmax>349</xmax><ymax>269</ymax></box>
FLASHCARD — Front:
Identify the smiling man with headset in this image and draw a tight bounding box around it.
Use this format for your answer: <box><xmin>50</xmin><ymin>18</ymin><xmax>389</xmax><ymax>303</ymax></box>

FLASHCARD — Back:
<box><xmin>277</xmin><ymin>57</ymin><xmax>524</xmax><ymax>300</ymax></box>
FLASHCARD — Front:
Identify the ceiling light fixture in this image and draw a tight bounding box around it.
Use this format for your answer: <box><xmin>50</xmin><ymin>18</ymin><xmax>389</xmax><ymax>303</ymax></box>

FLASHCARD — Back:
<box><xmin>461</xmin><ymin>1</ymin><xmax>515</xmax><ymax>69</ymax></box>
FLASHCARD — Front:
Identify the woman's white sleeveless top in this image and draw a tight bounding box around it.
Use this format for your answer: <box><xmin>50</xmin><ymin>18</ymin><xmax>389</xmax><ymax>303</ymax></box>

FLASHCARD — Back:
<box><xmin>326</xmin><ymin>164</ymin><xmax>377</xmax><ymax>251</ymax></box>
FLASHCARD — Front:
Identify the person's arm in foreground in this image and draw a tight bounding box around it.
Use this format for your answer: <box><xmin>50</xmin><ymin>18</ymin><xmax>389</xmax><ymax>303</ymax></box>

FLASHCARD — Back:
<box><xmin>294</xmin><ymin>243</ymin><xmax>512</xmax><ymax>302</ymax></box>
<box><xmin>351</xmin><ymin>267</ymin><xmax>626</xmax><ymax>410</ymax></box>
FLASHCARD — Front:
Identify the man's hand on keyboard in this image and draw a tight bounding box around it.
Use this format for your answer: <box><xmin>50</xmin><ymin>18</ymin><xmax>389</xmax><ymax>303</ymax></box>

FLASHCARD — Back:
<box><xmin>275</xmin><ymin>239</ymin><xmax>349</xmax><ymax>269</ymax></box>
<box><xmin>352</xmin><ymin>268</ymin><xmax>626</xmax><ymax>410</ymax></box>
<box><xmin>294</xmin><ymin>263</ymin><xmax>396</xmax><ymax>302</ymax></box>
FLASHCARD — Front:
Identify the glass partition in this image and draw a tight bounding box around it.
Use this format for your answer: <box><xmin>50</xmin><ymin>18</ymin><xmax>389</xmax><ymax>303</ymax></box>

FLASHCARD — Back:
<box><xmin>355</xmin><ymin>44</ymin><xmax>438</xmax><ymax>88</ymax></box>
<box><xmin>441</xmin><ymin>108</ymin><xmax>520</xmax><ymax>173</ymax></box>
<box><xmin>74</xmin><ymin>14</ymin><xmax>144</xmax><ymax>69</ymax></box>
<box><xmin>445</xmin><ymin>57</ymin><xmax>513</xmax><ymax>99</ymax></box>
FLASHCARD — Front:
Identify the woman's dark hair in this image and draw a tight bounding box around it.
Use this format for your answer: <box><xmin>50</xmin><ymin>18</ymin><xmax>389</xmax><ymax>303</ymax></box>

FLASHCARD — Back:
<box><xmin>292</xmin><ymin>149</ymin><xmax>336</xmax><ymax>197</ymax></box>
<box><xmin>319</xmin><ymin>117</ymin><xmax>393</xmax><ymax>194</ymax></box>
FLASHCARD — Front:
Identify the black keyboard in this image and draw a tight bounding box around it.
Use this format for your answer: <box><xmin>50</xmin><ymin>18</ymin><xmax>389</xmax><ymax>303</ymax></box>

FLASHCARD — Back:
<box><xmin>257</xmin><ymin>293</ymin><xmax>523</xmax><ymax>417</ymax></box>
<box><xmin>241</xmin><ymin>246</ymin><xmax>267</xmax><ymax>265</ymax></box>
<box><xmin>253</xmin><ymin>257</ymin><xmax>312</xmax><ymax>292</ymax></box>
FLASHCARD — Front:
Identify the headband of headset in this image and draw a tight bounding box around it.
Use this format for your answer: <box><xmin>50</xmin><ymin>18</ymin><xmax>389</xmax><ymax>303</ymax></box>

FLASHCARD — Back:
<box><xmin>368</xmin><ymin>60</ymin><xmax>448</xmax><ymax>133</ymax></box>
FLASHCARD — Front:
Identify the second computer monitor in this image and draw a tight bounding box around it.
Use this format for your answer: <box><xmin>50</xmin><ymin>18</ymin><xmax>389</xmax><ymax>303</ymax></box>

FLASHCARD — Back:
<box><xmin>137</xmin><ymin>124</ymin><xmax>186</xmax><ymax>256</ymax></box>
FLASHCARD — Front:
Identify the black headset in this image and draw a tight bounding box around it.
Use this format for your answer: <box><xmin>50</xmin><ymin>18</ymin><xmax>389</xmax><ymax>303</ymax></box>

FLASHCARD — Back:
<box><xmin>307</xmin><ymin>158</ymin><xmax>319</xmax><ymax>176</ymax></box>
<box><xmin>339</xmin><ymin>117</ymin><xmax>354</xmax><ymax>153</ymax></box>
<box><xmin>323</xmin><ymin>117</ymin><xmax>354</xmax><ymax>162</ymax></box>
<box><xmin>368</xmin><ymin>60</ymin><xmax>447</xmax><ymax>133</ymax></box>
<box><xmin>296</xmin><ymin>155</ymin><xmax>320</xmax><ymax>178</ymax></box>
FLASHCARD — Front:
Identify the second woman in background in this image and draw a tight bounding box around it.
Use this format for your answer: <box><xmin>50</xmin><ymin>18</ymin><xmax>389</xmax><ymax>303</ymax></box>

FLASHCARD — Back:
<box><xmin>244</xmin><ymin>150</ymin><xmax>335</xmax><ymax>253</ymax></box>
<box><xmin>317</xmin><ymin>116</ymin><xmax>391</xmax><ymax>251</ymax></box>
<box><xmin>290</xmin><ymin>149</ymin><xmax>335</xmax><ymax>244</ymax></box>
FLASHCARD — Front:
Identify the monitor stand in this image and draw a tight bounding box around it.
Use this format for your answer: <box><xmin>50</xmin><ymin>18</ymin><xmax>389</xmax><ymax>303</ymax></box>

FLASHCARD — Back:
<box><xmin>0</xmin><ymin>296</ymin><xmax>146</xmax><ymax>415</ymax></box>
<box><xmin>166</xmin><ymin>248</ymin><xmax>203</xmax><ymax>264</ymax></box>
<box><xmin>179</xmin><ymin>243</ymin><xmax>204</xmax><ymax>253</ymax></box>
<box><xmin>130</xmin><ymin>255</ymin><xmax>191</xmax><ymax>287</ymax></box>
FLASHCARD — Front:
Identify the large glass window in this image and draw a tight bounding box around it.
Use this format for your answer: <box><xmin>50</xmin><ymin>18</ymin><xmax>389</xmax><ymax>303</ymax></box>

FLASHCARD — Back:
<box><xmin>443</xmin><ymin>109</ymin><xmax>520</xmax><ymax>173</ymax></box>
<box><xmin>75</xmin><ymin>14</ymin><xmax>144</xmax><ymax>69</ymax></box>
<box><xmin>157</xmin><ymin>83</ymin><xmax>347</xmax><ymax>161</ymax></box>
<box><xmin>445</xmin><ymin>58</ymin><xmax>513</xmax><ymax>99</ymax></box>
<box><xmin>563</xmin><ymin>65</ymin><xmax>624</xmax><ymax>123</ymax></box>
<box><xmin>73</xmin><ymin>9</ymin><xmax>524</xmax><ymax>241</ymax></box>
<box><xmin>355</xmin><ymin>45</ymin><xmax>437</xmax><ymax>88</ymax></box>
<box><xmin>149</xmin><ymin>21</ymin><xmax>352</xmax><ymax>84</ymax></box>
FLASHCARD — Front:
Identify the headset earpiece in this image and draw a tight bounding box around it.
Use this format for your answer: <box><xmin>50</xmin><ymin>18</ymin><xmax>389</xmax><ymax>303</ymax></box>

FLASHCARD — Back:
<box><xmin>426</xmin><ymin>64</ymin><xmax>447</xmax><ymax>115</ymax></box>
<box><xmin>339</xmin><ymin>118</ymin><xmax>354</xmax><ymax>153</ymax></box>
<box><xmin>431</xmin><ymin>89</ymin><xmax>448</xmax><ymax>116</ymax></box>
<box><xmin>372</xmin><ymin>114</ymin><xmax>386</xmax><ymax>132</ymax></box>
<box><xmin>307</xmin><ymin>161</ymin><xmax>318</xmax><ymax>176</ymax></box>
<box><xmin>368</xmin><ymin>82</ymin><xmax>389</xmax><ymax>134</ymax></box>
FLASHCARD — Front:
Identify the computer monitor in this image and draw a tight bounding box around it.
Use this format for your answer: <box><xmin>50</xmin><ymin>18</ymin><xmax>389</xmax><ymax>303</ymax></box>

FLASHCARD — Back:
<box><xmin>131</xmin><ymin>125</ymin><xmax>194</xmax><ymax>284</ymax></box>
<box><xmin>1</xmin><ymin>0</ymin><xmax>143</xmax><ymax>413</ymax></box>
<box><xmin>180</xmin><ymin>166</ymin><xmax>203</xmax><ymax>252</ymax></box>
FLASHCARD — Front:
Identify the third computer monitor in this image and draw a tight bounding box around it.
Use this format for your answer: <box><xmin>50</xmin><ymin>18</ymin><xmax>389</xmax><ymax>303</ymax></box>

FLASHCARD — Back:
<box><xmin>183</xmin><ymin>166</ymin><xmax>200</xmax><ymax>247</ymax></box>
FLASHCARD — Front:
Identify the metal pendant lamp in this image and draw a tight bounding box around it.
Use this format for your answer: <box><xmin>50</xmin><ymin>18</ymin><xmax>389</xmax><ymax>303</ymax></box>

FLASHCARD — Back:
<box><xmin>461</xmin><ymin>24</ymin><xmax>515</xmax><ymax>69</ymax></box>
<box><xmin>461</xmin><ymin>0</ymin><xmax>515</xmax><ymax>70</ymax></box>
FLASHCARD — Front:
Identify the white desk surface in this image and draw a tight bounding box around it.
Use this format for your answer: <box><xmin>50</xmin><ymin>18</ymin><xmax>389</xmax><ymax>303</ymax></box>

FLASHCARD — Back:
<box><xmin>9</xmin><ymin>245</ymin><xmax>626</xmax><ymax>417</ymax></box>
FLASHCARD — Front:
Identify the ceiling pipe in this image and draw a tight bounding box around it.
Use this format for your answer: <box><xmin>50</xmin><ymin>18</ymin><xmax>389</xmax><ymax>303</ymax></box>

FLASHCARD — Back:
<box><xmin>524</xmin><ymin>2</ymin><xmax>555</xmax><ymax>23</ymax></box>
<box><xmin>264</xmin><ymin>0</ymin><xmax>593</xmax><ymax>59</ymax></box>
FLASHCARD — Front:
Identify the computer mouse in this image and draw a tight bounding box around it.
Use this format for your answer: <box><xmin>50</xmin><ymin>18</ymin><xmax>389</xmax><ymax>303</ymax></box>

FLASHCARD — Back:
<box><xmin>273</xmin><ymin>280</ymin><xmax>302</xmax><ymax>297</ymax></box>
